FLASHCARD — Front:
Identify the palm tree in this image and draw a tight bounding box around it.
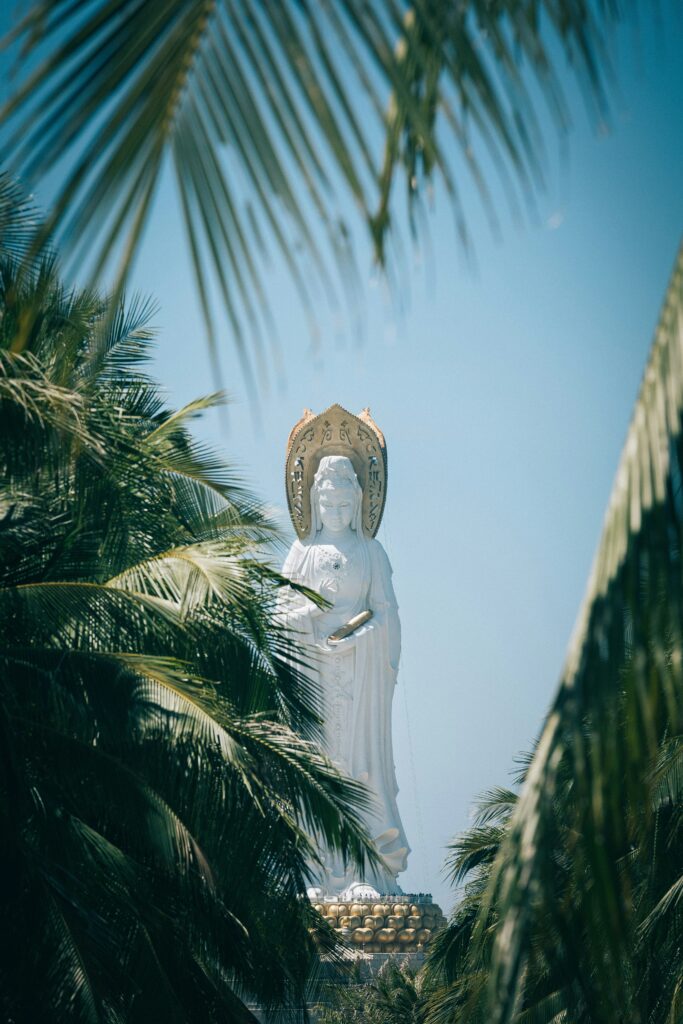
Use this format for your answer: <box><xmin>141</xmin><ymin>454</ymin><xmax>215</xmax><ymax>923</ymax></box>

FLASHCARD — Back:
<box><xmin>425</xmin><ymin>724</ymin><xmax>683</xmax><ymax>1023</ymax></box>
<box><xmin>0</xmin><ymin>0</ymin><xmax>633</xmax><ymax>383</ymax></box>
<box><xmin>419</xmin><ymin>243</ymin><xmax>683</xmax><ymax>1024</ymax></box>
<box><xmin>423</xmin><ymin>785</ymin><xmax>519</xmax><ymax>1024</ymax></box>
<box><xmin>0</xmin><ymin>179</ymin><xmax>380</xmax><ymax>1021</ymax></box>
<box><xmin>477</xmin><ymin>240</ymin><xmax>683</xmax><ymax>1024</ymax></box>
<box><xmin>316</xmin><ymin>958</ymin><xmax>431</xmax><ymax>1024</ymax></box>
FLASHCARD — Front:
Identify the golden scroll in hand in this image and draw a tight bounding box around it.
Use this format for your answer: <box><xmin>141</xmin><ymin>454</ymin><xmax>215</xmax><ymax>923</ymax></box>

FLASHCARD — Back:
<box><xmin>327</xmin><ymin>610</ymin><xmax>373</xmax><ymax>645</ymax></box>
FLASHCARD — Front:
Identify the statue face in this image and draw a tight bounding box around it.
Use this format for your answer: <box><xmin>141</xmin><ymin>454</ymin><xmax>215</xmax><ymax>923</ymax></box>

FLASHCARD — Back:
<box><xmin>317</xmin><ymin>483</ymin><xmax>356</xmax><ymax>533</ymax></box>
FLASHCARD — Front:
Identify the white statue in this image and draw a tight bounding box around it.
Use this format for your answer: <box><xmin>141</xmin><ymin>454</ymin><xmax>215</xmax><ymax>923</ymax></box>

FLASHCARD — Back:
<box><xmin>280</xmin><ymin>406</ymin><xmax>409</xmax><ymax>894</ymax></box>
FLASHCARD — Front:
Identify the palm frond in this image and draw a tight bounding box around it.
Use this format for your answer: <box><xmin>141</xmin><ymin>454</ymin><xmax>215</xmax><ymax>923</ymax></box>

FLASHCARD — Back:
<box><xmin>0</xmin><ymin>242</ymin><xmax>376</xmax><ymax>1020</ymax></box>
<box><xmin>0</xmin><ymin>0</ymin><xmax>631</xmax><ymax>382</ymax></box>
<box><xmin>106</xmin><ymin>541</ymin><xmax>255</xmax><ymax>614</ymax></box>
<box><xmin>483</xmin><ymin>240</ymin><xmax>683</xmax><ymax>1022</ymax></box>
<box><xmin>471</xmin><ymin>786</ymin><xmax>518</xmax><ymax>827</ymax></box>
<box><xmin>0</xmin><ymin>170</ymin><xmax>42</xmax><ymax>263</ymax></box>
<box><xmin>0</xmin><ymin>349</ymin><xmax>99</xmax><ymax>450</ymax></box>
<box><xmin>445</xmin><ymin>824</ymin><xmax>508</xmax><ymax>887</ymax></box>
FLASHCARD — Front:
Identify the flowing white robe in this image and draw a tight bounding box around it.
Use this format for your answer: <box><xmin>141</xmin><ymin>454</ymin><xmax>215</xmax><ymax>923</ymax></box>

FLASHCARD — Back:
<box><xmin>280</xmin><ymin>533</ymin><xmax>409</xmax><ymax>893</ymax></box>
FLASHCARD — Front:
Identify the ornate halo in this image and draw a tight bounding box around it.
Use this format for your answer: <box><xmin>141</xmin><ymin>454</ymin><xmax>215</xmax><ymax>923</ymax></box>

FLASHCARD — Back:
<box><xmin>285</xmin><ymin>404</ymin><xmax>388</xmax><ymax>539</ymax></box>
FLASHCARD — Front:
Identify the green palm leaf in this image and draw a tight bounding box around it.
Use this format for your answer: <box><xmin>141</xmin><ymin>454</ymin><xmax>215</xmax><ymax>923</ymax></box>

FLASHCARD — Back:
<box><xmin>0</xmin><ymin>235</ymin><xmax>377</xmax><ymax>1020</ymax></box>
<box><xmin>1</xmin><ymin>0</ymin><xmax>628</xmax><ymax>381</ymax></box>
<box><xmin>482</xmin><ymin>241</ymin><xmax>683</xmax><ymax>1022</ymax></box>
<box><xmin>0</xmin><ymin>170</ymin><xmax>42</xmax><ymax>263</ymax></box>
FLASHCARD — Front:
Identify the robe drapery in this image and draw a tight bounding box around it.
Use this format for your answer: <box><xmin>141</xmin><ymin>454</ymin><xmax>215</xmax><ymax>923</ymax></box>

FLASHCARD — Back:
<box><xmin>281</xmin><ymin>534</ymin><xmax>409</xmax><ymax>894</ymax></box>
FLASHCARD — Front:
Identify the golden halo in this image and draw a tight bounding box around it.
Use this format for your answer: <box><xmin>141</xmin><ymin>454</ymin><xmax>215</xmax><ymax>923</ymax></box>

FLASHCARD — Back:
<box><xmin>285</xmin><ymin>404</ymin><xmax>387</xmax><ymax>539</ymax></box>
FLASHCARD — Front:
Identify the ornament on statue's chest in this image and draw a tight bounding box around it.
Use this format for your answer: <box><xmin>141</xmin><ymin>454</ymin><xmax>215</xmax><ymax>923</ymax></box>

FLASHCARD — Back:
<box><xmin>314</xmin><ymin>546</ymin><xmax>356</xmax><ymax>601</ymax></box>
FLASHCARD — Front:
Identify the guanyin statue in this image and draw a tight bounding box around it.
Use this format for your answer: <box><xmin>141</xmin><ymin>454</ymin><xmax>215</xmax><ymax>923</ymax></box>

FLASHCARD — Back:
<box><xmin>279</xmin><ymin>405</ymin><xmax>409</xmax><ymax>895</ymax></box>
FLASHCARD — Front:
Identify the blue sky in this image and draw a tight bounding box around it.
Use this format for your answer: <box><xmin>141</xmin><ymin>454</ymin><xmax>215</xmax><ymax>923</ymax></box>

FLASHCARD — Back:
<box><xmin>5</xmin><ymin>6</ymin><xmax>683</xmax><ymax>910</ymax></box>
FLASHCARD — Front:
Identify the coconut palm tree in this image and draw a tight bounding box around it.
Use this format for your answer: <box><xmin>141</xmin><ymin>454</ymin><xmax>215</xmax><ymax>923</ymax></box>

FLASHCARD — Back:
<box><xmin>475</xmin><ymin>240</ymin><xmax>683</xmax><ymax>1024</ymax></box>
<box><xmin>418</xmin><ymin>244</ymin><xmax>683</xmax><ymax>1024</ymax></box>
<box><xmin>423</xmin><ymin>785</ymin><xmax>519</xmax><ymax>1024</ymax></box>
<box><xmin>425</xmin><ymin>716</ymin><xmax>683</xmax><ymax>1024</ymax></box>
<box><xmin>0</xmin><ymin>0</ymin><xmax>633</xmax><ymax>383</ymax></box>
<box><xmin>316</xmin><ymin>958</ymin><xmax>432</xmax><ymax>1024</ymax></box>
<box><xmin>0</xmin><ymin>179</ymin><xmax>380</xmax><ymax>1021</ymax></box>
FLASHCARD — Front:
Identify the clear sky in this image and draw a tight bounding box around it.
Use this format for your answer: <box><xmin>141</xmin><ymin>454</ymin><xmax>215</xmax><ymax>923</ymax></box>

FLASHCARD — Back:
<box><xmin>7</xmin><ymin>7</ymin><xmax>683</xmax><ymax>910</ymax></box>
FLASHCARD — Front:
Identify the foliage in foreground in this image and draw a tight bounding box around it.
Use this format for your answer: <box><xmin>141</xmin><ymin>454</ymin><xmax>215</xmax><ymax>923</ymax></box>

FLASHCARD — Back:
<box><xmin>0</xmin><ymin>0</ymin><xmax>638</xmax><ymax>381</ymax></box>
<box><xmin>316</xmin><ymin>959</ymin><xmax>431</xmax><ymax>1024</ymax></box>
<box><xmin>473</xmin><ymin>240</ymin><xmax>683</xmax><ymax>1024</ymax></box>
<box><xmin>421</xmin><ymin>244</ymin><xmax>683</xmax><ymax>1023</ymax></box>
<box><xmin>423</xmin><ymin>739</ymin><xmax>682</xmax><ymax>1024</ymax></box>
<box><xmin>331</xmin><ymin>719</ymin><xmax>680</xmax><ymax>1023</ymax></box>
<box><xmin>0</xmin><ymin>184</ymin><xmax>377</xmax><ymax>1021</ymax></box>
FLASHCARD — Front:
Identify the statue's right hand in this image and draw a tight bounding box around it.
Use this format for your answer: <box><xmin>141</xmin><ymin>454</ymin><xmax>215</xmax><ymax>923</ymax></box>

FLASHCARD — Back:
<box><xmin>310</xmin><ymin>578</ymin><xmax>336</xmax><ymax>612</ymax></box>
<box><xmin>318</xmin><ymin>577</ymin><xmax>337</xmax><ymax>599</ymax></box>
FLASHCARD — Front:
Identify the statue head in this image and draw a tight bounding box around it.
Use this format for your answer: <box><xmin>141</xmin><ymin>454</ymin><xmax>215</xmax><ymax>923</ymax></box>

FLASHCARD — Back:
<box><xmin>311</xmin><ymin>455</ymin><xmax>363</xmax><ymax>534</ymax></box>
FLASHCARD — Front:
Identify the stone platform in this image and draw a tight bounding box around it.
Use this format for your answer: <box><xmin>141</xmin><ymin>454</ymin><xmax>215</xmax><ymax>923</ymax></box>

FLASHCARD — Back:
<box><xmin>310</xmin><ymin>893</ymin><xmax>446</xmax><ymax>954</ymax></box>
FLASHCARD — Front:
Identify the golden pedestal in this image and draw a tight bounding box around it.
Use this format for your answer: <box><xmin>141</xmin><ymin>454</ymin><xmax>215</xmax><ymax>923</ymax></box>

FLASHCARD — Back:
<box><xmin>310</xmin><ymin>894</ymin><xmax>447</xmax><ymax>955</ymax></box>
